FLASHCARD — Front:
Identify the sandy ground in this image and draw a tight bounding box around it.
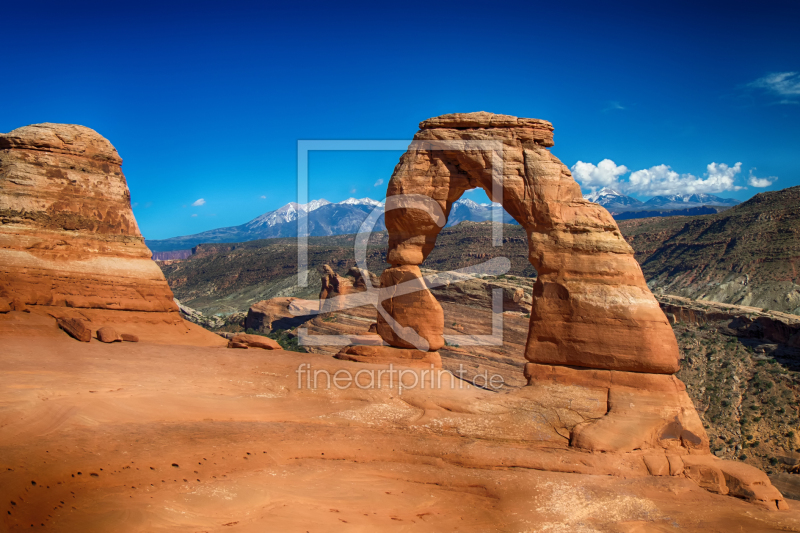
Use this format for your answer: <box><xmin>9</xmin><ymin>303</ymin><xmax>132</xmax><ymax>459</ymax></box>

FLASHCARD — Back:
<box><xmin>2</xmin><ymin>328</ymin><xmax>800</xmax><ymax>532</ymax></box>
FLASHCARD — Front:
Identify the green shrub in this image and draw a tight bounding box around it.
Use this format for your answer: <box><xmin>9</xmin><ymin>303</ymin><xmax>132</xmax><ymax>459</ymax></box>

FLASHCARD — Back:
<box><xmin>246</xmin><ymin>328</ymin><xmax>256</xmax><ymax>335</ymax></box>
<box><xmin>267</xmin><ymin>329</ymin><xmax>306</xmax><ymax>353</ymax></box>
<box><xmin>739</xmin><ymin>454</ymin><xmax>748</xmax><ymax>460</ymax></box>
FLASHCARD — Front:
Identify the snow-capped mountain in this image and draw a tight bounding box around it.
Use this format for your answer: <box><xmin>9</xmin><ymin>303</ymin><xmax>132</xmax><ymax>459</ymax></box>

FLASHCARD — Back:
<box><xmin>583</xmin><ymin>188</ymin><xmax>739</xmax><ymax>214</ymax></box>
<box><xmin>246</xmin><ymin>199</ymin><xmax>331</xmax><ymax>230</ymax></box>
<box><xmin>583</xmin><ymin>188</ymin><xmax>644</xmax><ymax>211</ymax></box>
<box><xmin>337</xmin><ymin>197</ymin><xmax>384</xmax><ymax>207</ymax></box>
<box><xmin>147</xmin><ymin>198</ymin><xmax>387</xmax><ymax>251</ymax></box>
<box><xmin>146</xmin><ymin>195</ymin><xmax>521</xmax><ymax>252</ymax></box>
<box><xmin>446</xmin><ymin>198</ymin><xmax>516</xmax><ymax>226</ymax></box>
<box><xmin>643</xmin><ymin>193</ymin><xmax>740</xmax><ymax>209</ymax></box>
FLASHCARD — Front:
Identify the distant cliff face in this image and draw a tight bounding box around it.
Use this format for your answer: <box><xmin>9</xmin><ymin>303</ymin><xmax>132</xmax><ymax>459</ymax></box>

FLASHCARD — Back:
<box><xmin>152</xmin><ymin>250</ymin><xmax>193</xmax><ymax>261</ymax></box>
<box><xmin>0</xmin><ymin>123</ymin><xmax>177</xmax><ymax>313</ymax></box>
<box><xmin>618</xmin><ymin>186</ymin><xmax>800</xmax><ymax>315</ymax></box>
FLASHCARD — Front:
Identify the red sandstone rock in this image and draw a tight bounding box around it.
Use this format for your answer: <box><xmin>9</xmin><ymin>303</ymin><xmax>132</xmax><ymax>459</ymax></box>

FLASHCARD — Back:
<box><xmin>0</xmin><ymin>124</ymin><xmax>177</xmax><ymax>314</ymax></box>
<box><xmin>367</xmin><ymin>113</ymin><xmax>693</xmax><ymax>455</ymax></box>
<box><xmin>348</xmin><ymin>266</ymin><xmax>378</xmax><ymax>291</ymax></box>
<box><xmin>0</xmin><ymin>123</ymin><xmax>224</xmax><ymax>347</ymax></box>
<box><xmin>376</xmin><ymin>265</ymin><xmax>444</xmax><ymax>351</ymax></box>
<box><xmin>336</xmin><ymin>345</ymin><xmax>442</xmax><ymax>369</ymax></box>
<box><xmin>681</xmin><ymin>456</ymin><xmax>789</xmax><ymax>510</ymax></box>
<box><xmin>643</xmin><ymin>455</ymin><xmax>670</xmax><ymax>476</ymax></box>
<box><xmin>379</xmin><ymin>112</ymin><xmax>678</xmax><ymax>374</ymax></box>
<box><xmin>245</xmin><ymin>297</ymin><xmax>310</xmax><ymax>332</ymax></box>
<box><xmin>319</xmin><ymin>264</ymin><xmax>354</xmax><ymax>300</ymax></box>
<box><xmin>57</xmin><ymin>317</ymin><xmax>91</xmax><ymax>342</ymax></box>
<box><xmin>0</xmin><ymin>297</ymin><xmax>10</xmax><ymax>313</ymax></box>
<box><xmin>120</xmin><ymin>333</ymin><xmax>139</xmax><ymax>342</ymax></box>
<box><xmin>668</xmin><ymin>455</ymin><xmax>684</xmax><ymax>476</ymax></box>
<box><xmin>683</xmin><ymin>459</ymin><xmax>729</xmax><ymax>495</ymax></box>
<box><xmin>96</xmin><ymin>326</ymin><xmax>122</xmax><ymax>343</ymax></box>
<box><xmin>230</xmin><ymin>333</ymin><xmax>281</xmax><ymax>350</ymax></box>
<box><xmin>228</xmin><ymin>341</ymin><xmax>248</xmax><ymax>349</ymax></box>
<box><xmin>522</xmin><ymin>362</ymin><xmax>709</xmax><ymax>453</ymax></box>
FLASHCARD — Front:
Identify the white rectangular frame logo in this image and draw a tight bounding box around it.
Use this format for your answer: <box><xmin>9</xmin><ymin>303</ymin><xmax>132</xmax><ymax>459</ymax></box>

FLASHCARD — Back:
<box><xmin>295</xmin><ymin>139</ymin><xmax>510</xmax><ymax>347</ymax></box>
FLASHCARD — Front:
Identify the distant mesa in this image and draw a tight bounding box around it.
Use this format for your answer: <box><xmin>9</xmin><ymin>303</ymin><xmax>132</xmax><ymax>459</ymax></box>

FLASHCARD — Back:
<box><xmin>0</xmin><ymin>122</ymin><xmax>225</xmax><ymax>346</ymax></box>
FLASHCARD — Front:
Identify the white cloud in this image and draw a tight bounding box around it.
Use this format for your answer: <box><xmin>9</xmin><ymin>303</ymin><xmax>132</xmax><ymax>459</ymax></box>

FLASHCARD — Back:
<box><xmin>260</xmin><ymin>195</ymin><xmax>267</xmax><ymax>199</ymax></box>
<box><xmin>570</xmin><ymin>159</ymin><xmax>629</xmax><ymax>191</ymax></box>
<box><xmin>350</xmin><ymin>188</ymin><xmax>357</xmax><ymax>194</ymax></box>
<box><xmin>749</xmin><ymin>72</ymin><xmax>800</xmax><ymax>98</ymax></box>
<box><xmin>373</xmin><ymin>179</ymin><xmax>384</xmax><ymax>187</ymax></box>
<box><xmin>603</xmin><ymin>101</ymin><xmax>625</xmax><ymax>112</ymax></box>
<box><xmin>572</xmin><ymin>159</ymin><xmax>751</xmax><ymax>197</ymax></box>
<box><xmin>627</xmin><ymin>162</ymin><xmax>744</xmax><ymax>196</ymax></box>
<box><xmin>191</xmin><ymin>198</ymin><xmax>206</xmax><ymax>206</ymax></box>
<box><xmin>748</xmin><ymin>170</ymin><xmax>776</xmax><ymax>188</ymax></box>
<box><xmin>191</xmin><ymin>214</ymin><xmax>198</xmax><ymax>217</ymax></box>
<box><xmin>132</xmin><ymin>202</ymin><xmax>138</xmax><ymax>208</ymax></box>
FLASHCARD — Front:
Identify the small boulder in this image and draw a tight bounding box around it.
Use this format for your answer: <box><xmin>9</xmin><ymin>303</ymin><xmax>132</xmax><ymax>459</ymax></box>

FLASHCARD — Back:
<box><xmin>0</xmin><ymin>298</ymin><xmax>11</xmax><ymax>314</ymax></box>
<box><xmin>120</xmin><ymin>333</ymin><xmax>139</xmax><ymax>343</ymax></box>
<box><xmin>230</xmin><ymin>333</ymin><xmax>281</xmax><ymax>350</ymax></box>
<box><xmin>57</xmin><ymin>317</ymin><xmax>92</xmax><ymax>342</ymax></box>
<box><xmin>643</xmin><ymin>455</ymin><xmax>670</xmax><ymax>476</ymax></box>
<box><xmin>228</xmin><ymin>341</ymin><xmax>249</xmax><ymax>349</ymax></box>
<box><xmin>97</xmin><ymin>326</ymin><xmax>122</xmax><ymax>343</ymax></box>
<box><xmin>683</xmin><ymin>458</ymin><xmax>729</xmax><ymax>495</ymax></box>
<box><xmin>11</xmin><ymin>298</ymin><xmax>28</xmax><ymax>313</ymax></box>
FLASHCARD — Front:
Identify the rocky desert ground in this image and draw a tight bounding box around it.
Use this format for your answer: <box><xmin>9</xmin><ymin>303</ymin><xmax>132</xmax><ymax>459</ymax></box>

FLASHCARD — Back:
<box><xmin>2</xmin><ymin>116</ymin><xmax>799</xmax><ymax>532</ymax></box>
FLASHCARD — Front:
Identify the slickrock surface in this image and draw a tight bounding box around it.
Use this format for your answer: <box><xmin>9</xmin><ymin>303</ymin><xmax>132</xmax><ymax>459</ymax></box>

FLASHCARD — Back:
<box><xmin>0</xmin><ymin>123</ymin><xmax>224</xmax><ymax>346</ymax></box>
<box><xmin>336</xmin><ymin>345</ymin><xmax>442</xmax><ymax>368</ymax></box>
<box><xmin>1</xmin><ymin>334</ymin><xmax>799</xmax><ymax>531</ymax></box>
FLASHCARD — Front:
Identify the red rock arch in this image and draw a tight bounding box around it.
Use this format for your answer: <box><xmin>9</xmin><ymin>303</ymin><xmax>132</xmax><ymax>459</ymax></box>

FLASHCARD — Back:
<box><xmin>378</xmin><ymin>112</ymin><xmax>679</xmax><ymax>375</ymax></box>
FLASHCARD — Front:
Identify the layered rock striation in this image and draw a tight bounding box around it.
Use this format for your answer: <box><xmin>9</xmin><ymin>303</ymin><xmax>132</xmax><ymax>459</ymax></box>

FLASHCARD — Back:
<box><xmin>0</xmin><ymin>123</ymin><xmax>223</xmax><ymax>345</ymax></box>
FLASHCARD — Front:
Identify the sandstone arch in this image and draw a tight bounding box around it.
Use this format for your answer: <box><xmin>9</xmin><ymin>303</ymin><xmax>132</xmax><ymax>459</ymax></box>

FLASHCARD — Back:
<box><xmin>358</xmin><ymin>112</ymin><xmax>715</xmax><ymax>455</ymax></box>
<box><xmin>377</xmin><ymin>112</ymin><xmax>678</xmax><ymax>375</ymax></box>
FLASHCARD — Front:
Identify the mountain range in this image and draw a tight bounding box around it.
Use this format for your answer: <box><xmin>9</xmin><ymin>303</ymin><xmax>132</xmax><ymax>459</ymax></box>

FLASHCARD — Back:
<box><xmin>147</xmin><ymin>189</ymin><xmax>741</xmax><ymax>253</ymax></box>
<box><xmin>159</xmin><ymin>185</ymin><xmax>799</xmax><ymax>316</ymax></box>
<box><xmin>146</xmin><ymin>197</ymin><xmax>517</xmax><ymax>252</ymax></box>
<box><xmin>583</xmin><ymin>187</ymin><xmax>740</xmax><ymax>213</ymax></box>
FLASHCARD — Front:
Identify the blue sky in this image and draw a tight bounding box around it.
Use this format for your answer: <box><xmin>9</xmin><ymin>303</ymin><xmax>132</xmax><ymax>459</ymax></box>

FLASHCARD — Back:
<box><xmin>1</xmin><ymin>0</ymin><xmax>798</xmax><ymax>239</ymax></box>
